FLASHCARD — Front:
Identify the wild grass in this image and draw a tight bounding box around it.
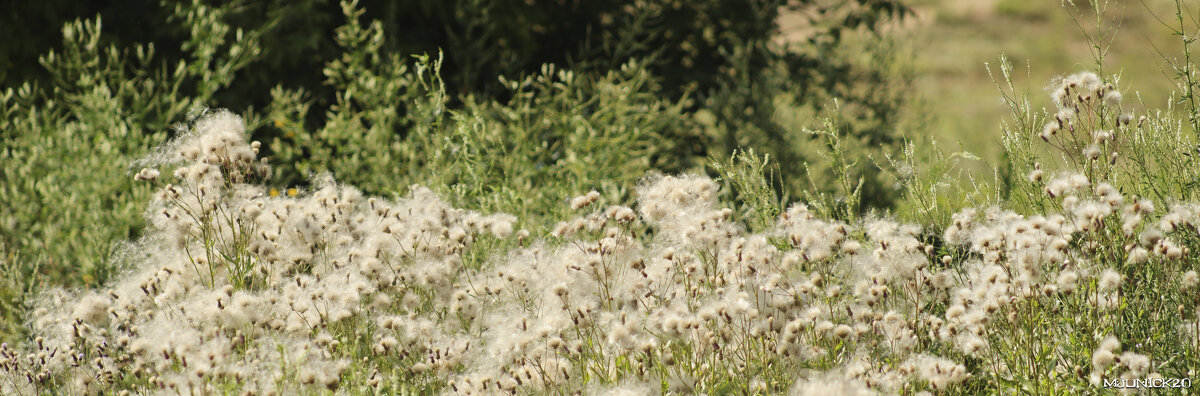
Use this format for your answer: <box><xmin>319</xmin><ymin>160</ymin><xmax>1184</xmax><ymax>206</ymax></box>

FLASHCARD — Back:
<box><xmin>2</xmin><ymin>0</ymin><xmax>1200</xmax><ymax>394</ymax></box>
<box><xmin>903</xmin><ymin>0</ymin><xmax>1187</xmax><ymax>168</ymax></box>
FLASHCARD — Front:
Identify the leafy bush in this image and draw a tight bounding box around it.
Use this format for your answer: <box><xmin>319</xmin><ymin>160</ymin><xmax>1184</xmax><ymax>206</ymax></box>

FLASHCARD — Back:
<box><xmin>1</xmin><ymin>0</ymin><xmax>911</xmax><ymax>106</ymax></box>
<box><xmin>265</xmin><ymin>2</ymin><xmax>695</xmax><ymax>231</ymax></box>
<box><xmin>0</xmin><ymin>1</ymin><xmax>267</xmax><ymax>286</ymax></box>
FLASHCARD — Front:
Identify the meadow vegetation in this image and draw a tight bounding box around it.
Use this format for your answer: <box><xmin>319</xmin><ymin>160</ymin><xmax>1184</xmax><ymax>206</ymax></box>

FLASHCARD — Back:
<box><xmin>3</xmin><ymin>0</ymin><xmax>1200</xmax><ymax>394</ymax></box>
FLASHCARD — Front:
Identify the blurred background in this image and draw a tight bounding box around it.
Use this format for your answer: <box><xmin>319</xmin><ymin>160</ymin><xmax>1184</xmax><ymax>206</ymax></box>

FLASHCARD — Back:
<box><xmin>901</xmin><ymin>0</ymin><xmax>1185</xmax><ymax>166</ymax></box>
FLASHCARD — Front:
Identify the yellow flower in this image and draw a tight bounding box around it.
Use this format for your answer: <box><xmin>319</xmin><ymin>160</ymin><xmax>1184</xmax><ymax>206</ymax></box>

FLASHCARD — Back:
<box><xmin>269</xmin><ymin>188</ymin><xmax>280</xmax><ymax>197</ymax></box>
<box><xmin>287</xmin><ymin>187</ymin><xmax>298</xmax><ymax>197</ymax></box>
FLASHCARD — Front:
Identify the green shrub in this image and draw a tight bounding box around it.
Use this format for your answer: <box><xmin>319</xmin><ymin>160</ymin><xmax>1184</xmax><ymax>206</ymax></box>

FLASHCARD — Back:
<box><xmin>264</xmin><ymin>2</ymin><xmax>696</xmax><ymax>232</ymax></box>
<box><xmin>0</xmin><ymin>1</ymin><xmax>268</xmax><ymax>285</ymax></box>
<box><xmin>0</xmin><ymin>1</ymin><xmax>271</xmax><ymax>344</ymax></box>
<box><xmin>5</xmin><ymin>0</ymin><xmax>917</xmax><ymax>217</ymax></box>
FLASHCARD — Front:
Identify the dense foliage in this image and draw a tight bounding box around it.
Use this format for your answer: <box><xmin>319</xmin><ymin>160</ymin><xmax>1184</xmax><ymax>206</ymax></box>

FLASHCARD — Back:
<box><xmin>1</xmin><ymin>0</ymin><xmax>913</xmax><ymax>296</ymax></box>
<box><xmin>4</xmin><ymin>0</ymin><xmax>1200</xmax><ymax>394</ymax></box>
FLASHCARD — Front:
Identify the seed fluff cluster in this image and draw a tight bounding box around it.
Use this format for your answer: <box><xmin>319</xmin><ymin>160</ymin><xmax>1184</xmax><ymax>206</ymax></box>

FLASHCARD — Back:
<box><xmin>3</xmin><ymin>106</ymin><xmax>1200</xmax><ymax>395</ymax></box>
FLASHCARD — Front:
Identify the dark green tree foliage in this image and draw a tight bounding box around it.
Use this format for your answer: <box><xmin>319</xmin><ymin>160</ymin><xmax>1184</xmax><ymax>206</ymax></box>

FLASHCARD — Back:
<box><xmin>3</xmin><ymin>0</ymin><xmax>909</xmax><ymax>154</ymax></box>
<box><xmin>2</xmin><ymin>1</ymin><xmax>906</xmax><ymax>102</ymax></box>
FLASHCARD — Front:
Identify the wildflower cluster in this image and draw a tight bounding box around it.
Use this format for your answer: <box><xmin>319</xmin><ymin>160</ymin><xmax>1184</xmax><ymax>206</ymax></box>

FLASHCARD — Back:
<box><xmin>4</xmin><ymin>105</ymin><xmax>1200</xmax><ymax>395</ymax></box>
<box><xmin>2</xmin><ymin>111</ymin><xmax>516</xmax><ymax>395</ymax></box>
<box><xmin>1038</xmin><ymin>72</ymin><xmax>1140</xmax><ymax>179</ymax></box>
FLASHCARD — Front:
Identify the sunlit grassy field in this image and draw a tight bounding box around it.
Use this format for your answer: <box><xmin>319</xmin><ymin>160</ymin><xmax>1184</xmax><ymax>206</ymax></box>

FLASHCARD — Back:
<box><xmin>907</xmin><ymin>0</ymin><xmax>1185</xmax><ymax>164</ymax></box>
